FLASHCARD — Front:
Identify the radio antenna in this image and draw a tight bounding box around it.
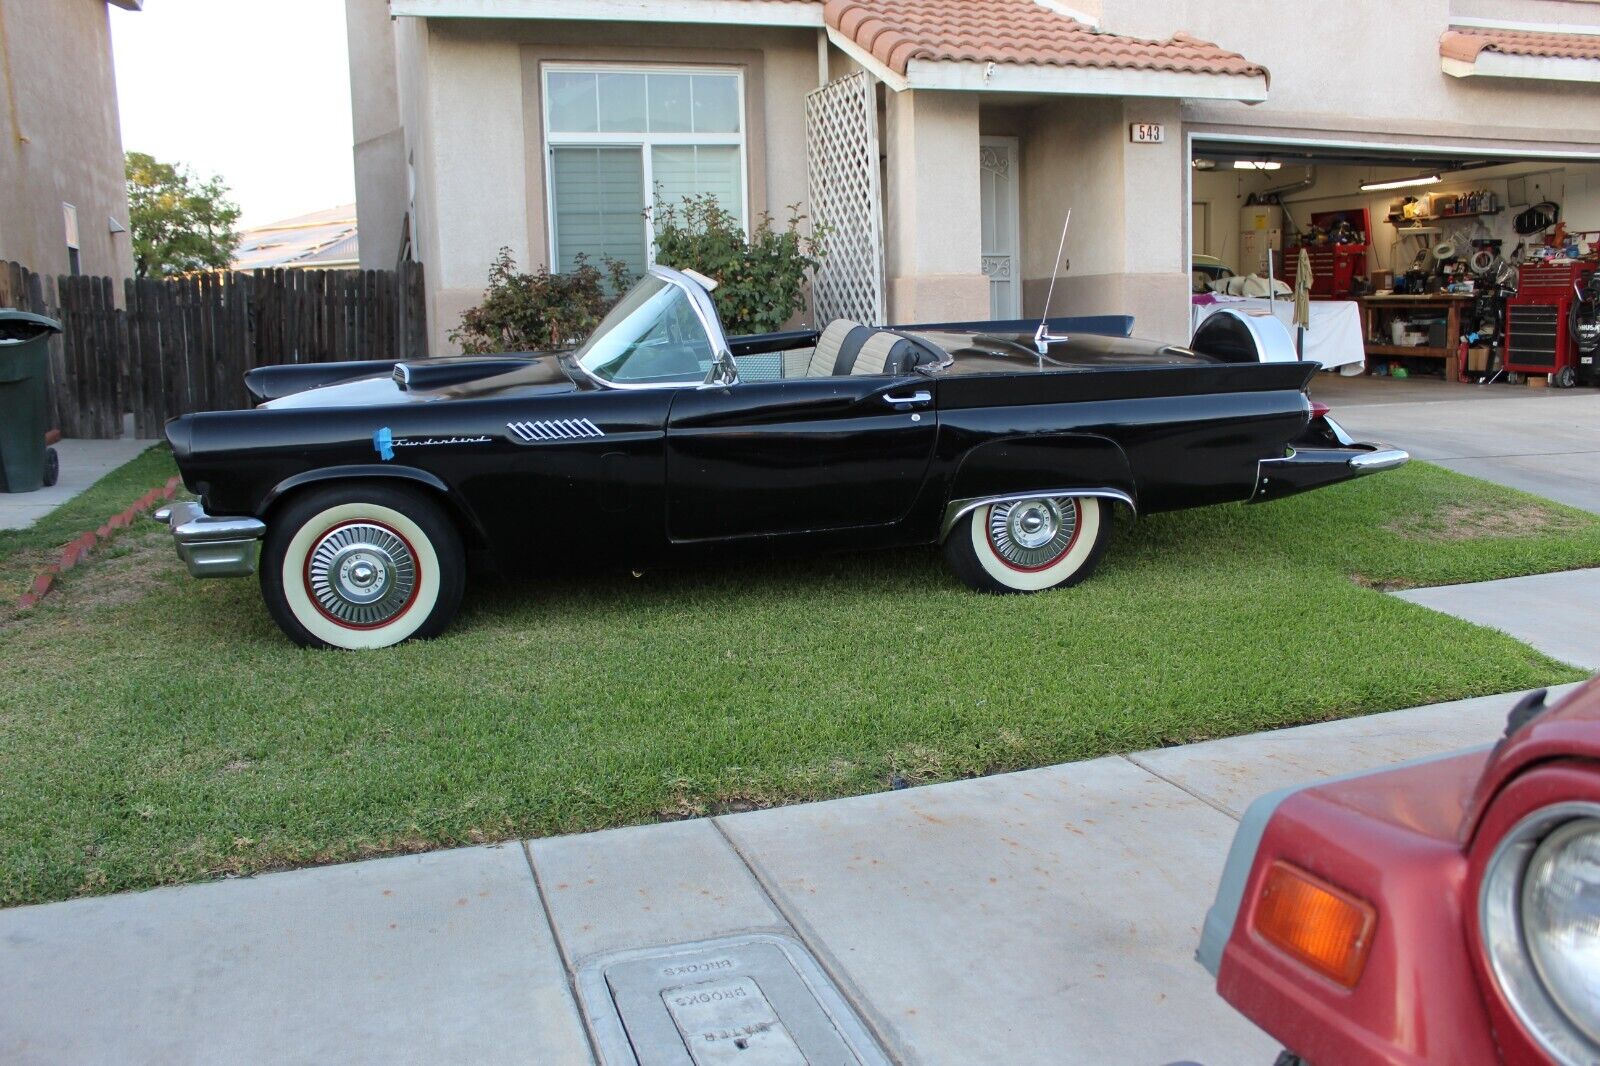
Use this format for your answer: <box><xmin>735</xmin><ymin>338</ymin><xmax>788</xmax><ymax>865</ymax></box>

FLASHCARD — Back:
<box><xmin>1034</xmin><ymin>209</ymin><xmax>1072</xmax><ymax>355</ymax></box>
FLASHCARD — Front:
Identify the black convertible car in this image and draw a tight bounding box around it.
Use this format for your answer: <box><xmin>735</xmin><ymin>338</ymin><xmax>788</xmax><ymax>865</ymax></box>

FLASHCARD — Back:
<box><xmin>157</xmin><ymin>266</ymin><xmax>1405</xmax><ymax>649</ymax></box>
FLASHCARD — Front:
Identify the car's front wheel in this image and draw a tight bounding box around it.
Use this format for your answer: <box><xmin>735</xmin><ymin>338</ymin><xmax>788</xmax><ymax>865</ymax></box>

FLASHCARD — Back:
<box><xmin>260</xmin><ymin>483</ymin><xmax>465</xmax><ymax>650</ymax></box>
<box><xmin>944</xmin><ymin>494</ymin><xmax>1111</xmax><ymax>593</ymax></box>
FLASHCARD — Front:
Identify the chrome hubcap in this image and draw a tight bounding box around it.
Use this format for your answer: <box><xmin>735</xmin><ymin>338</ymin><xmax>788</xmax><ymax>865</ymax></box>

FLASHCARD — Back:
<box><xmin>988</xmin><ymin>497</ymin><xmax>1078</xmax><ymax>568</ymax></box>
<box><xmin>306</xmin><ymin>522</ymin><xmax>417</xmax><ymax>626</ymax></box>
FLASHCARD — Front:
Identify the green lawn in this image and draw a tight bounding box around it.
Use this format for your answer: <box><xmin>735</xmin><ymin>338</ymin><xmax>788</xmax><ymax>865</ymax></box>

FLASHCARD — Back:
<box><xmin>0</xmin><ymin>444</ymin><xmax>172</xmax><ymax>601</ymax></box>
<box><xmin>1</xmin><ymin>456</ymin><xmax>1595</xmax><ymax>905</ymax></box>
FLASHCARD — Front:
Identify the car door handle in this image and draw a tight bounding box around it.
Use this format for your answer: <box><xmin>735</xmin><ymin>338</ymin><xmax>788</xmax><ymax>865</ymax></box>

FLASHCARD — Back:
<box><xmin>881</xmin><ymin>390</ymin><xmax>932</xmax><ymax>407</ymax></box>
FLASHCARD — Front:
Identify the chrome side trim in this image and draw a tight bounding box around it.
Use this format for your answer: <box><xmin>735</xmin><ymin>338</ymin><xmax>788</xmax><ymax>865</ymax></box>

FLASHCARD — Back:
<box><xmin>507</xmin><ymin>418</ymin><xmax>604</xmax><ymax>443</ymax></box>
<box><xmin>939</xmin><ymin>487</ymin><xmax>1135</xmax><ymax>542</ymax></box>
<box><xmin>160</xmin><ymin>500</ymin><xmax>266</xmax><ymax>578</ymax></box>
<box><xmin>1251</xmin><ymin>452</ymin><xmax>1295</xmax><ymax>501</ymax></box>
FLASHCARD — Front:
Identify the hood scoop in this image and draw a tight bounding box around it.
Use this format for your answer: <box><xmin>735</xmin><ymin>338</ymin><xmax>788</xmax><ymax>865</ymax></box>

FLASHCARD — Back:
<box><xmin>393</xmin><ymin>355</ymin><xmax>538</xmax><ymax>392</ymax></box>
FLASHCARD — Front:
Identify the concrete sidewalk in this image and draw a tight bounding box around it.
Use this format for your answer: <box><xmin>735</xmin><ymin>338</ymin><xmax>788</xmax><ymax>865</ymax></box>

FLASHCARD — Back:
<box><xmin>1395</xmin><ymin>567</ymin><xmax>1600</xmax><ymax>671</ymax></box>
<box><xmin>0</xmin><ymin>436</ymin><xmax>158</xmax><ymax>530</ymax></box>
<box><xmin>0</xmin><ymin>685</ymin><xmax>1555</xmax><ymax>1066</ymax></box>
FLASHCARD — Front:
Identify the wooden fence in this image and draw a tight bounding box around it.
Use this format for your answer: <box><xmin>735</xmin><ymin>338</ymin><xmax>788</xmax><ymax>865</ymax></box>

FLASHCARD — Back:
<box><xmin>0</xmin><ymin>260</ymin><xmax>427</xmax><ymax>439</ymax></box>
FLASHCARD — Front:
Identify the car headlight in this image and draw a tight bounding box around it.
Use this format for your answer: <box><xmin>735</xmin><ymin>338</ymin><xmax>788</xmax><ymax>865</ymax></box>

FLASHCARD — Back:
<box><xmin>1481</xmin><ymin>802</ymin><xmax>1600</xmax><ymax>1066</ymax></box>
<box><xmin>1524</xmin><ymin>819</ymin><xmax>1600</xmax><ymax>1044</ymax></box>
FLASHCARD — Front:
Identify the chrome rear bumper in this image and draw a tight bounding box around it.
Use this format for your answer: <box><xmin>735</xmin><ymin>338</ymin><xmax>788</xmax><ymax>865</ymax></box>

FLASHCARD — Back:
<box><xmin>1250</xmin><ymin>417</ymin><xmax>1409</xmax><ymax>505</ymax></box>
<box><xmin>1348</xmin><ymin>447</ymin><xmax>1410</xmax><ymax>474</ymax></box>
<box><xmin>153</xmin><ymin>500</ymin><xmax>266</xmax><ymax>578</ymax></box>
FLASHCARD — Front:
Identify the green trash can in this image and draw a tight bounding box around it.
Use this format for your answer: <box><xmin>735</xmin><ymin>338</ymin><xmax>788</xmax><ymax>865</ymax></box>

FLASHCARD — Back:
<box><xmin>0</xmin><ymin>309</ymin><xmax>63</xmax><ymax>493</ymax></box>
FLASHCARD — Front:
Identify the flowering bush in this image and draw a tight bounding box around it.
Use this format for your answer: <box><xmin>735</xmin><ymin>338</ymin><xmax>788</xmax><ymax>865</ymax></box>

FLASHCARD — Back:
<box><xmin>651</xmin><ymin>194</ymin><xmax>826</xmax><ymax>335</ymax></box>
<box><xmin>450</xmin><ymin>248</ymin><xmax>631</xmax><ymax>354</ymax></box>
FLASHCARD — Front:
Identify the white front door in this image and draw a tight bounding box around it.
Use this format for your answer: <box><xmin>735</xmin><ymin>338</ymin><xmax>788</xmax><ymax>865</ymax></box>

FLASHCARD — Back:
<box><xmin>980</xmin><ymin>136</ymin><xmax>1021</xmax><ymax>320</ymax></box>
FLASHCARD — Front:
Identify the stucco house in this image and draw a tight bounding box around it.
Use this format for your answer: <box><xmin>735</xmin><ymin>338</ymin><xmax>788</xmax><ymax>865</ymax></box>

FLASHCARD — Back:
<box><xmin>0</xmin><ymin>0</ymin><xmax>138</xmax><ymax>286</ymax></box>
<box><xmin>347</xmin><ymin>0</ymin><xmax>1600</xmax><ymax>354</ymax></box>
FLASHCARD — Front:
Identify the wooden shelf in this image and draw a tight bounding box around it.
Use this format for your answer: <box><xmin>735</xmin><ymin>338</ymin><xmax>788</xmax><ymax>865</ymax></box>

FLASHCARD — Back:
<box><xmin>1365</xmin><ymin>343</ymin><xmax>1450</xmax><ymax>359</ymax></box>
<box><xmin>1387</xmin><ymin>208</ymin><xmax>1503</xmax><ymax>227</ymax></box>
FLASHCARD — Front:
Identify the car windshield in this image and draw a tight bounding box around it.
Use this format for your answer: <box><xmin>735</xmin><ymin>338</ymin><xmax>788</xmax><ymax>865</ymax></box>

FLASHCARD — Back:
<box><xmin>575</xmin><ymin>274</ymin><xmax>715</xmax><ymax>386</ymax></box>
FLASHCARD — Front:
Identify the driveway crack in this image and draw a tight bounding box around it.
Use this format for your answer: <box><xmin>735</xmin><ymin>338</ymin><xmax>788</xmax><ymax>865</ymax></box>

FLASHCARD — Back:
<box><xmin>710</xmin><ymin>816</ymin><xmax>908</xmax><ymax>1065</ymax></box>
<box><xmin>1121</xmin><ymin>754</ymin><xmax>1241</xmax><ymax>822</ymax></box>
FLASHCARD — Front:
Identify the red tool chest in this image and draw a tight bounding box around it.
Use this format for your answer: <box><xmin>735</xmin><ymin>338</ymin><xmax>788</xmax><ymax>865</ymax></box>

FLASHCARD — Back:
<box><xmin>1282</xmin><ymin>244</ymin><xmax>1367</xmax><ymax>297</ymax></box>
<box><xmin>1505</xmin><ymin>260</ymin><xmax>1597</xmax><ymax>378</ymax></box>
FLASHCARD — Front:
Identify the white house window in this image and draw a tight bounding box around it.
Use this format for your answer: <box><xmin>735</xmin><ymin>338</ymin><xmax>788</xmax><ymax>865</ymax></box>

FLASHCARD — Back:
<box><xmin>543</xmin><ymin>65</ymin><xmax>746</xmax><ymax>276</ymax></box>
<box><xmin>62</xmin><ymin>202</ymin><xmax>81</xmax><ymax>276</ymax></box>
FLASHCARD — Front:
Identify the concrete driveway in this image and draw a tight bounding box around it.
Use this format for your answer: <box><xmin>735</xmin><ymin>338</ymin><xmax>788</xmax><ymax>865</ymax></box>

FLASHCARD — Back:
<box><xmin>1312</xmin><ymin>374</ymin><xmax>1600</xmax><ymax>513</ymax></box>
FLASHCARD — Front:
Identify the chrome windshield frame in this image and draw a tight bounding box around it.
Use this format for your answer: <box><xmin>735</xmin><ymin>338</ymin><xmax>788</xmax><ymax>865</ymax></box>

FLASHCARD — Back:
<box><xmin>570</xmin><ymin>265</ymin><xmax>738</xmax><ymax>391</ymax></box>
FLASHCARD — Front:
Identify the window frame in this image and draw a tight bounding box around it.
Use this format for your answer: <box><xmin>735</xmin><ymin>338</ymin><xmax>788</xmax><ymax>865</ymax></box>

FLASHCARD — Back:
<box><xmin>541</xmin><ymin>61</ymin><xmax>751</xmax><ymax>273</ymax></box>
<box><xmin>62</xmin><ymin>203</ymin><xmax>81</xmax><ymax>277</ymax></box>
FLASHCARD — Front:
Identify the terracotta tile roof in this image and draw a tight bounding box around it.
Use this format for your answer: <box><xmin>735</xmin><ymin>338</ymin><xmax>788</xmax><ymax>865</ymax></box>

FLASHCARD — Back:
<box><xmin>1441</xmin><ymin>26</ymin><xmax>1600</xmax><ymax>64</ymax></box>
<box><xmin>823</xmin><ymin>0</ymin><xmax>1266</xmax><ymax>80</ymax></box>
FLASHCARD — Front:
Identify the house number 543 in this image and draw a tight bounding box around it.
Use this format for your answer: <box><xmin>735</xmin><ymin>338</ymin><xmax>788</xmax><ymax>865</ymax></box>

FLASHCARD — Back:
<box><xmin>1129</xmin><ymin>123</ymin><xmax>1165</xmax><ymax>143</ymax></box>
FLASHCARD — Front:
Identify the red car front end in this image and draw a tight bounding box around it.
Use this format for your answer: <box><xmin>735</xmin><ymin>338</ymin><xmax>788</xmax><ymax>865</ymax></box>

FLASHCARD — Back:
<box><xmin>1197</xmin><ymin>679</ymin><xmax>1600</xmax><ymax>1065</ymax></box>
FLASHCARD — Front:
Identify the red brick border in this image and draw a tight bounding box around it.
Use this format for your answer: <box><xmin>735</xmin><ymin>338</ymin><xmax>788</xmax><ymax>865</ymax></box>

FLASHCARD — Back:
<box><xmin>14</xmin><ymin>476</ymin><xmax>182</xmax><ymax>610</ymax></box>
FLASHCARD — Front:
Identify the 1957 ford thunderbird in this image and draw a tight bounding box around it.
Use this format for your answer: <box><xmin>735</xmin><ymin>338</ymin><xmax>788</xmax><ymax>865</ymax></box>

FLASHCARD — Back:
<box><xmin>157</xmin><ymin>266</ymin><xmax>1406</xmax><ymax>649</ymax></box>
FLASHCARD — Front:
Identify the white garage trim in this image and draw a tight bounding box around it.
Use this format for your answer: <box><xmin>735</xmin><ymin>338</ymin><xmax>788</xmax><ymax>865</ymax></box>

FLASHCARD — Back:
<box><xmin>1443</xmin><ymin>53</ymin><xmax>1600</xmax><ymax>83</ymax></box>
<box><xmin>1189</xmin><ymin>130</ymin><xmax>1600</xmax><ymax>163</ymax></box>
<box><xmin>389</xmin><ymin>0</ymin><xmax>826</xmax><ymax>27</ymax></box>
<box><xmin>1449</xmin><ymin>17</ymin><xmax>1600</xmax><ymax>37</ymax></box>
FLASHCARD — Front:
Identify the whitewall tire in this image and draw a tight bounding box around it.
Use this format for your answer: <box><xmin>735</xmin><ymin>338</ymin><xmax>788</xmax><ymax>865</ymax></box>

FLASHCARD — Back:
<box><xmin>260</xmin><ymin>484</ymin><xmax>464</xmax><ymax>650</ymax></box>
<box><xmin>944</xmin><ymin>495</ymin><xmax>1111</xmax><ymax>594</ymax></box>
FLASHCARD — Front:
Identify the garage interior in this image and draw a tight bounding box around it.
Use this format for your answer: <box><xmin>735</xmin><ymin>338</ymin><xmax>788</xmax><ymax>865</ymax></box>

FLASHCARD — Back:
<box><xmin>1189</xmin><ymin>141</ymin><xmax>1600</xmax><ymax>390</ymax></box>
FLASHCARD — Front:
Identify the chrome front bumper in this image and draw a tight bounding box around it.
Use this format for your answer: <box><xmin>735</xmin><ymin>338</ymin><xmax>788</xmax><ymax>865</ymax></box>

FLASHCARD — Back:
<box><xmin>153</xmin><ymin>500</ymin><xmax>266</xmax><ymax>578</ymax></box>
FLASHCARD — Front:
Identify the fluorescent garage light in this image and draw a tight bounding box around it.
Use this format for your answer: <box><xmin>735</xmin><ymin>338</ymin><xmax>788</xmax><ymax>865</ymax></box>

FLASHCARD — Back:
<box><xmin>1233</xmin><ymin>160</ymin><xmax>1282</xmax><ymax>171</ymax></box>
<box><xmin>1360</xmin><ymin>173</ymin><xmax>1442</xmax><ymax>192</ymax></box>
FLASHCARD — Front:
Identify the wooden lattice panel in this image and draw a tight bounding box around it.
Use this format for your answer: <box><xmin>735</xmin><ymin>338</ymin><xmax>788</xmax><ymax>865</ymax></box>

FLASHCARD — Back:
<box><xmin>806</xmin><ymin>72</ymin><xmax>886</xmax><ymax>327</ymax></box>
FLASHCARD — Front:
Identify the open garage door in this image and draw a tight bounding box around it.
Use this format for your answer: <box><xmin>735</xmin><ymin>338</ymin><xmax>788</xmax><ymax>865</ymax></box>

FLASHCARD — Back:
<box><xmin>1187</xmin><ymin>135</ymin><xmax>1600</xmax><ymax>386</ymax></box>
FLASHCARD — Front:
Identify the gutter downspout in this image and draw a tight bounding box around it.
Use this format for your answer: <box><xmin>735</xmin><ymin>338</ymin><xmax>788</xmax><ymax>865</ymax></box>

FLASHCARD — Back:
<box><xmin>0</xmin><ymin>1</ymin><xmax>25</xmax><ymax>147</ymax></box>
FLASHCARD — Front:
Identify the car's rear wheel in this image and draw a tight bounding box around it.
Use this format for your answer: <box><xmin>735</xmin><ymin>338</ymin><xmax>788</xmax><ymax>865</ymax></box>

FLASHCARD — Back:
<box><xmin>260</xmin><ymin>483</ymin><xmax>464</xmax><ymax>650</ymax></box>
<box><xmin>944</xmin><ymin>495</ymin><xmax>1111</xmax><ymax>593</ymax></box>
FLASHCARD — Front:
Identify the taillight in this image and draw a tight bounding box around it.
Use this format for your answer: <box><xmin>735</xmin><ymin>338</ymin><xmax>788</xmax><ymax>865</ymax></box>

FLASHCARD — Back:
<box><xmin>1309</xmin><ymin>401</ymin><xmax>1331</xmax><ymax>420</ymax></box>
<box><xmin>1253</xmin><ymin>861</ymin><xmax>1377</xmax><ymax>988</ymax></box>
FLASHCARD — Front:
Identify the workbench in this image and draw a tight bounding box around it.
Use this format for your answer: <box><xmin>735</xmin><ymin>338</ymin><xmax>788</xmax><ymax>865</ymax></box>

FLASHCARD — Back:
<box><xmin>1358</xmin><ymin>293</ymin><xmax>1474</xmax><ymax>360</ymax></box>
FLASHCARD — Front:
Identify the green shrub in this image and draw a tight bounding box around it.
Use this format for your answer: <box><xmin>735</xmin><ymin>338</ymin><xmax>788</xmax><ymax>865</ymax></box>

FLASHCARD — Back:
<box><xmin>651</xmin><ymin>195</ymin><xmax>826</xmax><ymax>336</ymax></box>
<box><xmin>450</xmin><ymin>248</ymin><xmax>632</xmax><ymax>354</ymax></box>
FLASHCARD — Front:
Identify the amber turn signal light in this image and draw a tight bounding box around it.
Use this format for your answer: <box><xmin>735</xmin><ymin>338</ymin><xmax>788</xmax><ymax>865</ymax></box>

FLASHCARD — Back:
<box><xmin>1253</xmin><ymin>861</ymin><xmax>1377</xmax><ymax>988</ymax></box>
